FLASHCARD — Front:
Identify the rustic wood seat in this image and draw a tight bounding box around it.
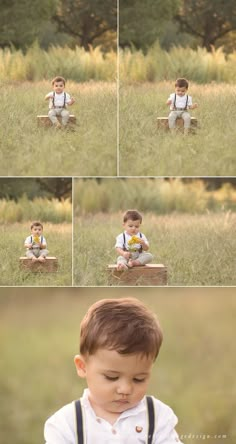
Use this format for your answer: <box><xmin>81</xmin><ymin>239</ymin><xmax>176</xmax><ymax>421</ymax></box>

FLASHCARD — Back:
<box><xmin>37</xmin><ymin>115</ymin><xmax>76</xmax><ymax>127</ymax></box>
<box><xmin>19</xmin><ymin>257</ymin><xmax>58</xmax><ymax>272</ymax></box>
<box><xmin>157</xmin><ymin>117</ymin><xmax>198</xmax><ymax>132</ymax></box>
<box><xmin>107</xmin><ymin>264</ymin><xmax>167</xmax><ymax>286</ymax></box>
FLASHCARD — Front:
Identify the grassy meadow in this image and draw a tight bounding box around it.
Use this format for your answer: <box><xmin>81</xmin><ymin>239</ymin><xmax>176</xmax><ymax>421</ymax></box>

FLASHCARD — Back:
<box><xmin>0</xmin><ymin>81</ymin><xmax>117</xmax><ymax>176</ymax></box>
<box><xmin>0</xmin><ymin>223</ymin><xmax>72</xmax><ymax>286</ymax></box>
<box><xmin>0</xmin><ymin>288</ymin><xmax>235</xmax><ymax>444</ymax></box>
<box><xmin>73</xmin><ymin>211</ymin><xmax>236</xmax><ymax>286</ymax></box>
<box><xmin>119</xmin><ymin>82</ymin><xmax>236</xmax><ymax>176</ymax></box>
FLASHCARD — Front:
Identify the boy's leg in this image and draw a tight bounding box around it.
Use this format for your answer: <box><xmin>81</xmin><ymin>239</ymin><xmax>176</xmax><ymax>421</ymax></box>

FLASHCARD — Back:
<box><xmin>48</xmin><ymin>109</ymin><xmax>60</xmax><ymax>126</ymax></box>
<box><xmin>128</xmin><ymin>252</ymin><xmax>153</xmax><ymax>267</ymax></box>
<box><xmin>168</xmin><ymin>111</ymin><xmax>178</xmax><ymax>130</ymax></box>
<box><xmin>25</xmin><ymin>250</ymin><xmax>38</xmax><ymax>262</ymax></box>
<box><xmin>117</xmin><ymin>255</ymin><xmax>129</xmax><ymax>270</ymax></box>
<box><xmin>182</xmin><ymin>111</ymin><xmax>191</xmax><ymax>134</ymax></box>
<box><xmin>61</xmin><ymin>109</ymin><xmax>70</xmax><ymax>126</ymax></box>
<box><xmin>38</xmin><ymin>249</ymin><xmax>49</xmax><ymax>262</ymax></box>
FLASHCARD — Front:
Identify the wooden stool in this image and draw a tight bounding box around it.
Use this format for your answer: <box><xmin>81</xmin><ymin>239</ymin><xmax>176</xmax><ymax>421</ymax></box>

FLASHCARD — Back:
<box><xmin>107</xmin><ymin>264</ymin><xmax>167</xmax><ymax>286</ymax></box>
<box><xmin>157</xmin><ymin>117</ymin><xmax>198</xmax><ymax>132</ymax></box>
<box><xmin>37</xmin><ymin>115</ymin><xmax>76</xmax><ymax>127</ymax></box>
<box><xmin>19</xmin><ymin>257</ymin><xmax>58</xmax><ymax>272</ymax></box>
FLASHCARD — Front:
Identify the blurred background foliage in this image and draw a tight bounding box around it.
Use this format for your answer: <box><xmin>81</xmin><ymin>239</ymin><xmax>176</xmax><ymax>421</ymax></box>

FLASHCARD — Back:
<box><xmin>0</xmin><ymin>178</ymin><xmax>72</xmax><ymax>223</ymax></box>
<box><xmin>74</xmin><ymin>178</ymin><xmax>236</xmax><ymax>216</ymax></box>
<box><xmin>0</xmin><ymin>287</ymin><xmax>235</xmax><ymax>444</ymax></box>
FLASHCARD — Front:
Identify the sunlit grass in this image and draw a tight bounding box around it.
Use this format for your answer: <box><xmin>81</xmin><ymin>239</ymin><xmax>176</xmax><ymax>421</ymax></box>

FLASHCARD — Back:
<box><xmin>119</xmin><ymin>82</ymin><xmax>236</xmax><ymax>176</ymax></box>
<box><xmin>0</xmin><ymin>81</ymin><xmax>117</xmax><ymax>176</ymax></box>
<box><xmin>0</xmin><ymin>223</ymin><xmax>72</xmax><ymax>286</ymax></box>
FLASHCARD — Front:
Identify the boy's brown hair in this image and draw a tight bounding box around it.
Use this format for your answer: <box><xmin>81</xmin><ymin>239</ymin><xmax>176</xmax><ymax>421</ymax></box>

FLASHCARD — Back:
<box><xmin>51</xmin><ymin>76</ymin><xmax>66</xmax><ymax>86</ymax></box>
<box><xmin>31</xmin><ymin>221</ymin><xmax>43</xmax><ymax>230</ymax></box>
<box><xmin>175</xmin><ymin>78</ymin><xmax>189</xmax><ymax>89</ymax></box>
<box><xmin>123</xmin><ymin>209</ymin><xmax>142</xmax><ymax>223</ymax></box>
<box><xmin>80</xmin><ymin>298</ymin><xmax>163</xmax><ymax>360</ymax></box>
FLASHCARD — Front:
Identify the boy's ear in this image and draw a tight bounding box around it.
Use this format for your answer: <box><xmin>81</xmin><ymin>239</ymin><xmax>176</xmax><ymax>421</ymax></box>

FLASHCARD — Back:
<box><xmin>74</xmin><ymin>355</ymin><xmax>87</xmax><ymax>378</ymax></box>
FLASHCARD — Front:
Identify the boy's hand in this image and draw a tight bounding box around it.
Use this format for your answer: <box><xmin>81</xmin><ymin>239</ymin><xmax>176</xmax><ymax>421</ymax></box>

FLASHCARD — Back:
<box><xmin>68</xmin><ymin>97</ymin><xmax>75</xmax><ymax>105</ymax></box>
<box><xmin>25</xmin><ymin>243</ymin><xmax>33</xmax><ymax>248</ymax></box>
<box><xmin>123</xmin><ymin>251</ymin><xmax>131</xmax><ymax>259</ymax></box>
<box><xmin>190</xmin><ymin>103</ymin><xmax>198</xmax><ymax>109</ymax></box>
<box><xmin>166</xmin><ymin>99</ymin><xmax>172</xmax><ymax>106</ymax></box>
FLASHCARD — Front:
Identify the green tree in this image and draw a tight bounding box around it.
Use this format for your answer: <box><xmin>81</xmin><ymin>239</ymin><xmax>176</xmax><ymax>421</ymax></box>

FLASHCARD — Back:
<box><xmin>119</xmin><ymin>0</ymin><xmax>179</xmax><ymax>49</ymax></box>
<box><xmin>175</xmin><ymin>0</ymin><xmax>236</xmax><ymax>51</ymax></box>
<box><xmin>53</xmin><ymin>0</ymin><xmax>117</xmax><ymax>50</ymax></box>
<box><xmin>0</xmin><ymin>0</ymin><xmax>56</xmax><ymax>49</ymax></box>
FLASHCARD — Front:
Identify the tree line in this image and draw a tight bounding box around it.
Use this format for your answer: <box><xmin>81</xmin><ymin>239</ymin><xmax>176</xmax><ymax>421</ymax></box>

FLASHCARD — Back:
<box><xmin>1</xmin><ymin>0</ymin><xmax>235</xmax><ymax>52</ymax></box>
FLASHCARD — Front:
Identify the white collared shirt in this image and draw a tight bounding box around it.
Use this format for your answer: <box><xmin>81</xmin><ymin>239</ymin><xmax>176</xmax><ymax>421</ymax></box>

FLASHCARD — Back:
<box><xmin>24</xmin><ymin>235</ymin><xmax>47</xmax><ymax>248</ymax></box>
<box><xmin>44</xmin><ymin>389</ymin><xmax>183</xmax><ymax>444</ymax></box>
<box><xmin>115</xmin><ymin>232</ymin><xmax>149</xmax><ymax>251</ymax></box>
<box><xmin>168</xmin><ymin>93</ymin><xmax>193</xmax><ymax>110</ymax></box>
<box><xmin>46</xmin><ymin>91</ymin><xmax>71</xmax><ymax>109</ymax></box>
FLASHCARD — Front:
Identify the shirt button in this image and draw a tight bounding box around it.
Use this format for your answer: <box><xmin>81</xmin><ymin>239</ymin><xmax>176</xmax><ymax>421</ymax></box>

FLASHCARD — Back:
<box><xmin>112</xmin><ymin>429</ymin><xmax>117</xmax><ymax>434</ymax></box>
<box><xmin>96</xmin><ymin>418</ymin><xmax>101</xmax><ymax>423</ymax></box>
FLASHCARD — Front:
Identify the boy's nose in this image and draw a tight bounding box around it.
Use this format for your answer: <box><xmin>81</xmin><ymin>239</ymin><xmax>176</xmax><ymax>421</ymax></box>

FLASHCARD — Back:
<box><xmin>116</xmin><ymin>381</ymin><xmax>132</xmax><ymax>395</ymax></box>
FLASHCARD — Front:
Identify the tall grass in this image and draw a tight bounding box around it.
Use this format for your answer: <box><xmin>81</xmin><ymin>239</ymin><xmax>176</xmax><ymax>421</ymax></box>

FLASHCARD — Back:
<box><xmin>0</xmin><ymin>223</ymin><xmax>72</xmax><ymax>286</ymax></box>
<box><xmin>0</xmin><ymin>44</ymin><xmax>116</xmax><ymax>82</ymax></box>
<box><xmin>0</xmin><ymin>197</ymin><xmax>72</xmax><ymax>223</ymax></box>
<box><xmin>74</xmin><ymin>179</ymin><xmax>236</xmax><ymax>215</ymax></box>
<box><xmin>120</xmin><ymin>43</ymin><xmax>236</xmax><ymax>83</ymax></box>
<box><xmin>119</xmin><ymin>82</ymin><xmax>236</xmax><ymax>176</ymax></box>
<box><xmin>73</xmin><ymin>212</ymin><xmax>236</xmax><ymax>286</ymax></box>
<box><xmin>0</xmin><ymin>82</ymin><xmax>117</xmax><ymax>176</ymax></box>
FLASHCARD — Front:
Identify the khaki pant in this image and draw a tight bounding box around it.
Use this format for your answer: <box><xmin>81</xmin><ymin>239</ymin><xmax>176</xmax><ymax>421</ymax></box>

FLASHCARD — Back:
<box><xmin>26</xmin><ymin>248</ymin><xmax>49</xmax><ymax>259</ymax></box>
<box><xmin>117</xmin><ymin>251</ymin><xmax>153</xmax><ymax>266</ymax></box>
<box><xmin>168</xmin><ymin>110</ymin><xmax>191</xmax><ymax>129</ymax></box>
<box><xmin>48</xmin><ymin>108</ymin><xmax>70</xmax><ymax>126</ymax></box>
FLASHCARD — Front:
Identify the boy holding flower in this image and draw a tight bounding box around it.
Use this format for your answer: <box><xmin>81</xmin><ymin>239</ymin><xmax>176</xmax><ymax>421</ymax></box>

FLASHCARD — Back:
<box><xmin>115</xmin><ymin>209</ymin><xmax>153</xmax><ymax>270</ymax></box>
<box><xmin>24</xmin><ymin>221</ymin><xmax>48</xmax><ymax>262</ymax></box>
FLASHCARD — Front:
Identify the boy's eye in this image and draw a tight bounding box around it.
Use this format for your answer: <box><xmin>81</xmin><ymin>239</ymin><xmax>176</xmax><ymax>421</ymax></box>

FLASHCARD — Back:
<box><xmin>133</xmin><ymin>378</ymin><xmax>145</xmax><ymax>383</ymax></box>
<box><xmin>104</xmin><ymin>375</ymin><xmax>119</xmax><ymax>381</ymax></box>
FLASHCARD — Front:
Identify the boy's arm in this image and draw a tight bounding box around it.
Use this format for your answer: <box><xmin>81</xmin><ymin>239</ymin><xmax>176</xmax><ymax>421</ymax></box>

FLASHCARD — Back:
<box><xmin>24</xmin><ymin>243</ymin><xmax>32</xmax><ymax>249</ymax></box>
<box><xmin>67</xmin><ymin>97</ymin><xmax>75</xmax><ymax>106</ymax></box>
<box><xmin>116</xmin><ymin>247</ymin><xmax>131</xmax><ymax>259</ymax></box>
<box><xmin>138</xmin><ymin>238</ymin><xmax>149</xmax><ymax>251</ymax></box>
<box><xmin>188</xmin><ymin>103</ymin><xmax>198</xmax><ymax>109</ymax></box>
<box><xmin>45</xmin><ymin>93</ymin><xmax>53</xmax><ymax>101</ymax></box>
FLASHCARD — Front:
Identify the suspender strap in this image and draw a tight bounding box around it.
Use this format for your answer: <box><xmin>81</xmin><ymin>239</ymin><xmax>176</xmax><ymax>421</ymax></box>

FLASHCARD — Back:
<box><xmin>173</xmin><ymin>93</ymin><xmax>176</xmax><ymax>110</ymax></box>
<box><xmin>123</xmin><ymin>232</ymin><xmax>143</xmax><ymax>251</ymax></box>
<box><xmin>52</xmin><ymin>92</ymin><xmax>66</xmax><ymax>108</ymax></box>
<box><xmin>146</xmin><ymin>396</ymin><xmax>155</xmax><ymax>444</ymax></box>
<box><xmin>185</xmin><ymin>94</ymin><xmax>188</xmax><ymax>109</ymax></box>
<box><xmin>75</xmin><ymin>400</ymin><xmax>84</xmax><ymax>444</ymax></box>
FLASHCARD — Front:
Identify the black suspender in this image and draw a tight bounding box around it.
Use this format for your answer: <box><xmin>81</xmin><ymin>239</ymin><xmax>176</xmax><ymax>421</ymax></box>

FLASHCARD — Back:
<box><xmin>52</xmin><ymin>91</ymin><xmax>66</xmax><ymax>108</ymax></box>
<box><xmin>146</xmin><ymin>395</ymin><xmax>155</xmax><ymax>444</ymax></box>
<box><xmin>75</xmin><ymin>400</ymin><xmax>84</xmax><ymax>444</ymax></box>
<box><xmin>173</xmin><ymin>93</ymin><xmax>188</xmax><ymax>110</ymax></box>
<box><xmin>74</xmin><ymin>396</ymin><xmax>155</xmax><ymax>444</ymax></box>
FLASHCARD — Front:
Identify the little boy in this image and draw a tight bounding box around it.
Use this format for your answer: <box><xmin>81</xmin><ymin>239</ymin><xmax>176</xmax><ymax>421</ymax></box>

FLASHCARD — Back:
<box><xmin>45</xmin><ymin>76</ymin><xmax>75</xmax><ymax>128</ymax></box>
<box><xmin>44</xmin><ymin>297</ymin><xmax>183</xmax><ymax>444</ymax></box>
<box><xmin>166</xmin><ymin>78</ymin><xmax>198</xmax><ymax>135</ymax></box>
<box><xmin>24</xmin><ymin>221</ymin><xmax>48</xmax><ymax>262</ymax></box>
<box><xmin>115</xmin><ymin>209</ymin><xmax>153</xmax><ymax>270</ymax></box>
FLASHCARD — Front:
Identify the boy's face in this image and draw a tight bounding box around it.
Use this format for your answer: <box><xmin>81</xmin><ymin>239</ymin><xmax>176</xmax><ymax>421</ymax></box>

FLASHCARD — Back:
<box><xmin>175</xmin><ymin>86</ymin><xmax>187</xmax><ymax>96</ymax></box>
<box><xmin>75</xmin><ymin>349</ymin><xmax>153</xmax><ymax>420</ymax></box>
<box><xmin>123</xmin><ymin>219</ymin><xmax>141</xmax><ymax>236</ymax></box>
<box><xmin>31</xmin><ymin>225</ymin><xmax>43</xmax><ymax>236</ymax></box>
<box><xmin>53</xmin><ymin>81</ymin><xmax>65</xmax><ymax>94</ymax></box>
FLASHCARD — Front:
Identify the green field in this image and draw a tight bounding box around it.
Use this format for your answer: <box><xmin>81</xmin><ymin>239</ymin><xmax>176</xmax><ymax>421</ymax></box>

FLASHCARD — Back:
<box><xmin>0</xmin><ymin>81</ymin><xmax>117</xmax><ymax>176</ymax></box>
<box><xmin>73</xmin><ymin>212</ymin><xmax>236</xmax><ymax>286</ymax></box>
<box><xmin>119</xmin><ymin>82</ymin><xmax>236</xmax><ymax>176</ymax></box>
<box><xmin>0</xmin><ymin>223</ymin><xmax>72</xmax><ymax>286</ymax></box>
<box><xmin>0</xmin><ymin>288</ymin><xmax>235</xmax><ymax>444</ymax></box>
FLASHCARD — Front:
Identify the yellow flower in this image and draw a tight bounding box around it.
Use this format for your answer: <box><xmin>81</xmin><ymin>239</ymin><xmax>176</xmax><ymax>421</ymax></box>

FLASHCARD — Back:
<box><xmin>33</xmin><ymin>236</ymin><xmax>40</xmax><ymax>243</ymax></box>
<box><xmin>128</xmin><ymin>235</ymin><xmax>140</xmax><ymax>245</ymax></box>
